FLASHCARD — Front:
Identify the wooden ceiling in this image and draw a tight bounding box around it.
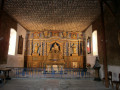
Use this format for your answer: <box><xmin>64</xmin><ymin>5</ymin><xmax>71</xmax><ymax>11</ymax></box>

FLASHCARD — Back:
<box><xmin>3</xmin><ymin>0</ymin><xmax>100</xmax><ymax>31</ymax></box>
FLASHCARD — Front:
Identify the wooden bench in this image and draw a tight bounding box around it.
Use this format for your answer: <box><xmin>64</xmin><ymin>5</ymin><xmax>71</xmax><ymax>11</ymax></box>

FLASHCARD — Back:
<box><xmin>112</xmin><ymin>73</ymin><xmax>120</xmax><ymax>90</ymax></box>
<box><xmin>0</xmin><ymin>68</ymin><xmax>11</xmax><ymax>80</ymax></box>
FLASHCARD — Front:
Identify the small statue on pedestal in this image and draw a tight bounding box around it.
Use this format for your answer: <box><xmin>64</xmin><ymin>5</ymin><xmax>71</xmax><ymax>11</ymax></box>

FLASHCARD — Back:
<box><xmin>93</xmin><ymin>57</ymin><xmax>101</xmax><ymax>81</ymax></box>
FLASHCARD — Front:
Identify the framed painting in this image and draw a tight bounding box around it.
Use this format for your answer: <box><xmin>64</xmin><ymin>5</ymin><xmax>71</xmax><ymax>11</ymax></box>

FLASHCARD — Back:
<box><xmin>18</xmin><ymin>35</ymin><xmax>23</xmax><ymax>54</ymax></box>
<box><xmin>87</xmin><ymin>37</ymin><xmax>91</xmax><ymax>54</ymax></box>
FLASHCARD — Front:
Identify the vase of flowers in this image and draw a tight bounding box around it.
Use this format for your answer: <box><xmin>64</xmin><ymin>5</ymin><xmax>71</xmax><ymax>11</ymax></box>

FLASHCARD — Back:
<box><xmin>86</xmin><ymin>63</ymin><xmax>91</xmax><ymax>69</ymax></box>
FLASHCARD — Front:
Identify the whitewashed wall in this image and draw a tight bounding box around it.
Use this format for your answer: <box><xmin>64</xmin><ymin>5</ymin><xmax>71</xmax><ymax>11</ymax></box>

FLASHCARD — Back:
<box><xmin>85</xmin><ymin>25</ymin><xmax>96</xmax><ymax>67</ymax></box>
<box><xmin>0</xmin><ymin>24</ymin><xmax>26</xmax><ymax>67</ymax></box>
<box><xmin>100</xmin><ymin>64</ymin><xmax>120</xmax><ymax>81</ymax></box>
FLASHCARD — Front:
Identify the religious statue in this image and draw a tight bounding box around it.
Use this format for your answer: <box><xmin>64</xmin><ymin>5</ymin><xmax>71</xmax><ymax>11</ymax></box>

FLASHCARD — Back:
<box><xmin>93</xmin><ymin>57</ymin><xmax>101</xmax><ymax>81</ymax></box>
<box><xmin>72</xmin><ymin>43</ymin><xmax>76</xmax><ymax>54</ymax></box>
<box><xmin>44</xmin><ymin>31</ymin><xmax>48</xmax><ymax>38</ymax></box>
<box><xmin>32</xmin><ymin>43</ymin><xmax>39</xmax><ymax>56</ymax></box>
<box><xmin>51</xmin><ymin>43</ymin><xmax>59</xmax><ymax>52</ymax></box>
<box><xmin>60</xmin><ymin>32</ymin><xmax>63</xmax><ymax>38</ymax></box>
<box><xmin>63</xmin><ymin>32</ymin><xmax>67</xmax><ymax>38</ymax></box>
<box><xmin>48</xmin><ymin>42</ymin><xmax>62</xmax><ymax>60</ymax></box>
<box><xmin>48</xmin><ymin>32</ymin><xmax>51</xmax><ymax>37</ymax></box>
<box><xmin>34</xmin><ymin>44</ymin><xmax>38</xmax><ymax>54</ymax></box>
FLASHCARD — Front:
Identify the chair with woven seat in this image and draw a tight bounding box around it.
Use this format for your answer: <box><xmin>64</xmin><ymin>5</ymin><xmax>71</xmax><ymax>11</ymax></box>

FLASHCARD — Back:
<box><xmin>112</xmin><ymin>73</ymin><xmax>120</xmax><ymax>90</ymax></box>
<box><xmin>103</xmin><ymin>71</ymin><xmax>112</xmax><ymax>86</ymax></box>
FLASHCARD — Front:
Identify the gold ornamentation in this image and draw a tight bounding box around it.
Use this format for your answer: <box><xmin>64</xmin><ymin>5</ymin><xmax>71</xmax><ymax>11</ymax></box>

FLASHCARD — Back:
<box><xmin>63</xmin><ymin>32</ymin><xmax>67</xmax><ymax>38</ymax></box>
<box><xmin>32</xmin><ymin>43</ymin><xmax>39</xmax><ymax>56</ymax></box>
<box><xmin>44</xmin><ymin>31</ymin><xmax>48</xmax><ymax>37</ymax></box>
<box><xmin>34</xmin><ymin>32</ymin><xmax>39</xmax><ymax>39</ymax></box>
<box><xmin>72</xmin><ymin>43</ymin><xmax>76</xmax><ymax>54</ymax></box>
<box><xmin>71</xmin><ymin>33</ymin><xmax>77</xmax><ymax>39</ymax></box>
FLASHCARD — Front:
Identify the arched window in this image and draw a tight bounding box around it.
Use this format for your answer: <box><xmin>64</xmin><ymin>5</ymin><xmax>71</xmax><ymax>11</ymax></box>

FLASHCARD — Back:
<box><xmin>8</xmin><ymin>28</ymin><xmax>17</xmax><ymax>55</ymax></box>
<box><xmin>92</xmin><ymin>30</ymin><xmax>98</xmax><ymax>56</ymax></box>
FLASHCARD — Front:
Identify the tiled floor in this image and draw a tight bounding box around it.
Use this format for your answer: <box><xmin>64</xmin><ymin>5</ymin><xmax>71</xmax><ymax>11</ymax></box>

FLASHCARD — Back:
<box><xmin>0</xmin><ymin>78</ymin><xmax>113</xmax><ymax>90</ymax></box>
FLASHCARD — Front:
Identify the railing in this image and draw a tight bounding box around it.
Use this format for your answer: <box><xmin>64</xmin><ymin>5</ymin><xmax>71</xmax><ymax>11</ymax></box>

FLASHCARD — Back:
<box><xmin>9</xmin><ymin>67</ymin><xmax>95</xmax><ymax>79</ymax></box>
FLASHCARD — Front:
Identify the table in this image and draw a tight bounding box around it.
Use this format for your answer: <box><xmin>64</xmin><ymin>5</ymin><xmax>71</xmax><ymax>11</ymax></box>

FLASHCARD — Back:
<box><xmin>0</xmin><ymin>68</ymin><xmax>11</xmax><ymax>80</ymax></box>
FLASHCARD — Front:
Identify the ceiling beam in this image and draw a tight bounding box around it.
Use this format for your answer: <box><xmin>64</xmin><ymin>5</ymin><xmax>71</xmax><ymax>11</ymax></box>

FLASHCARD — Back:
<box><xmin>103</xmin><ymin>0</ymin><xmax>115</xmax><ymax>17</ymax></box>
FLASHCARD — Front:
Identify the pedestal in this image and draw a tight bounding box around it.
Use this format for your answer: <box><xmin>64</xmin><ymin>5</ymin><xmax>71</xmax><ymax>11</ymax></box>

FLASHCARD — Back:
<box><xmin>94</xmin><ymin>67</ymin><xmax>101</xmax><ymax>81</ymax></box>
<box><xmin>32</xmin><ymin>53</ymin><xmax>39</xmax><ymax>56</ymax></box>
<box><xmin>72</xmin><ymin>53</ymin><xmax>78</xmax><ymax>56</ymax></box>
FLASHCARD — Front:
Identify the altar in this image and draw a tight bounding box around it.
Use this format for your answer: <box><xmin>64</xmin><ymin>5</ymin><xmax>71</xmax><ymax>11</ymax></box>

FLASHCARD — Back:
<box><xmin>24</xmin><ymin>30</ymin><xmax>84</xmax><ymax>68</ymax></box>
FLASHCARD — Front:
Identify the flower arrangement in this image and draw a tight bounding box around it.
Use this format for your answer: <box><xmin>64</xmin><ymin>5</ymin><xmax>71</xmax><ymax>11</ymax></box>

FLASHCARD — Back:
<box><xmin>86</xmin><ymin>63</ymin><xmax>91</xmax><ymax>68</ymax></box>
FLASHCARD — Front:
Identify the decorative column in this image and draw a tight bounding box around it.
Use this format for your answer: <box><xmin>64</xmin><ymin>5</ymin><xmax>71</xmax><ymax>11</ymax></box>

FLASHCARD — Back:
<box><xmin>78</xmin><ymin>39</ymin><xmax>80</xmax><ymax>56</ymax></box>
<box><xmin>30</xmin><ymin>40</ymin><xmax>32</xmax><ymax>55</ymax></box>
<box><xmin>40</xmin><ymin>41</ymin><xmax>42</xmax><ymax>56</ymax></box>
<box><xmin>64</xmin><ymin>42</ymin><xmax>66</xmax><ymax>56</ymax></box>
<box><xmin>69</xmin><ymin>41</ymin><xmax>71</xmax><ymax>56</ymax></box>
<box><xmin>44</xmin><ymin>40</ymin><xmax>47</xmax><ymax>56</ymax></box>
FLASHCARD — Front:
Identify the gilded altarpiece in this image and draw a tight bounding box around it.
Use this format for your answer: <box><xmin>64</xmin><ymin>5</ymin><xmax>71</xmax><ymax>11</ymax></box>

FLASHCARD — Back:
<box><xmin>25</xmin><ymin>31</ymin><xmax>84</xmax><ymax>68</ymax></box>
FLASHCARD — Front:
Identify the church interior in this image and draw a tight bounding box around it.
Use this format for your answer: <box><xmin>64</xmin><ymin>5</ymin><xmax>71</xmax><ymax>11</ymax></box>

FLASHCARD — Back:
<box><xmin>0</xmin><ymin>0</ymin><xmax>120</xmax><ymax>90</ymax></box>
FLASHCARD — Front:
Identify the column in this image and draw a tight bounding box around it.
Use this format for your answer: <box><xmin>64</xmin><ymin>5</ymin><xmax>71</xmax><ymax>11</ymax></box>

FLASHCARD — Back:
<box><xmin>44</xmin><ymin>40</ymin><xmax>47</xmax><ymax>56</ymax></box>
<box><xmin>40</xmin><ymin>41</ymin><xmax>42</xmax><ymax>56</ymax></box>
<box><xmin>78</xmin><ymin>39</ymin><xmax>80</xmax><ymax>56</ymax></box>
<box><xmin>69</xmin><ymin>41</ymin><xmax>70</xmax><ymax>56</ymax></box>
<box><xmin>64</xmin><ymin>42</ymin><xmax>66</xmax><ymax>56</ymax></box>
<box><xmin>30</xmin><ymin>40</ymin><xmax>32</xmax><ymax>55</ymax></box>
<box><xmin>100</xmin><ymin>1</ymin><xmax>109</xmax><ymax>87</ymax></box>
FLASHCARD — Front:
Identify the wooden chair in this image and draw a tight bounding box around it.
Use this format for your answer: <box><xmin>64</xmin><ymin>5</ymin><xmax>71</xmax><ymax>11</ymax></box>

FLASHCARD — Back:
<box><xmin>0</xmin><ymin>74</ymin><xmax>6</xmax><ymax>84</ymax></box>
<box><xmin>112</xmin><ymin>73</ymin><xmax>120</xmax><ymax>90</ymax></box>
<box><xmin>103</xmin><ymin>71</ymin><xmax>112</xmax><ymax>86</ymax></box>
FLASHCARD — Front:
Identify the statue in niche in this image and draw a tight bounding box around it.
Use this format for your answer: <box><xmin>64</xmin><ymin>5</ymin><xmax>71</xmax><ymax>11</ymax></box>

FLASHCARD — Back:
<box><xmin>48</xmin><ymin>42</ymin><xmax>62</xmax><ymax>60</ymax></box>
<box><xmin>72</xmin><ymin>43</ymin><xmax>76</xmax><ymax>54</ymax></box>
<box><xmin>32</xmin><ymin>43</ymin><xmax>39</xmax><ymax>56</ymax></box>
<box><xmin>63</xmin><ymin>32</ymin><xmax>67</xmax><ymax>38</ymax></box>
<box><xmin>54</xmin><ymin>33</ymin><xmax>58</xmax><ymax>36</ymax></box>
<box><xmin>48</xmin><ymin>32</ymin><xmax>51</xmax><ymax>37</ymax></box>
<box><xmin>60</xmin><ymin>33</ymin><xmax>63</xmax><ymax>38</ymax></box>
<box><xmin>34</xmin><ymin>44</ymin><xmax>38</xmax><ymax>53</ymax></box>
<box><xmin>51</xmin><ymin>43</ymin><xmax>59</xmax><ymax>53</ymax></box>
